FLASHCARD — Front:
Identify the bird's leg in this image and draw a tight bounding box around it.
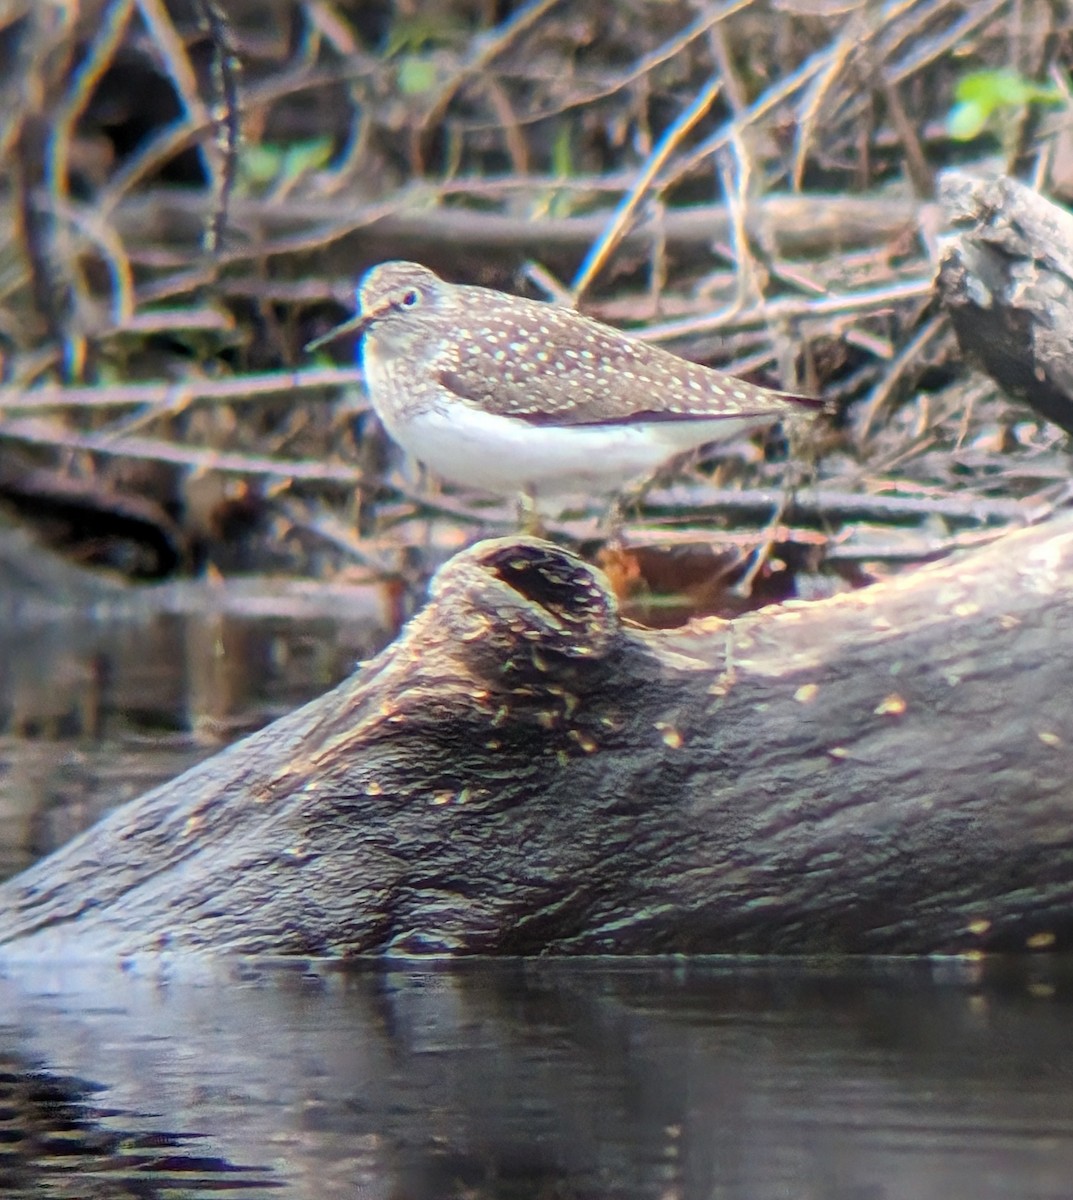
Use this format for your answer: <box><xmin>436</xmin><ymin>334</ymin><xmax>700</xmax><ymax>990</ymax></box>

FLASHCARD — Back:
<box><xmin>516</xmin><ymin>490</ymin><xmax>548</xmax><ymax>538</ymax></box>
<box><xmin>603</xmin><ymin>491</ymin><xmax>630</xmax><ymax>548</ymax></box>
<box><xmin>602</xmin><ymin>468</ymin><xmax>661</xmax><ymax>546</ymax></box>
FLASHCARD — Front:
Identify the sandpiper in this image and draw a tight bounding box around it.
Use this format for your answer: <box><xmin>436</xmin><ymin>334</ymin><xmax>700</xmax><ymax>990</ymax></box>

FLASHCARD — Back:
<box><xmin>310</xmin><ymin>261</ymin><xmax>823</xmax><ymax>514</ymax></box>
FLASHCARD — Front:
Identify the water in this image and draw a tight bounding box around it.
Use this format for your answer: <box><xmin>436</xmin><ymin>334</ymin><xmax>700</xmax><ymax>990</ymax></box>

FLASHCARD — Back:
<box><xmin>1</xmin><ymin>957</ymin><xmax>1073</xmax><ymax>1199</ymax></box>
<box><xmin>2</xmin><ymin>559</ymin><xmax>1073</xmax><ymax>1198</ymax></box>
<box><xmin>0</xmin><ymin>578</ymin><xmax>393</xmax><ymax>879</ymax></box>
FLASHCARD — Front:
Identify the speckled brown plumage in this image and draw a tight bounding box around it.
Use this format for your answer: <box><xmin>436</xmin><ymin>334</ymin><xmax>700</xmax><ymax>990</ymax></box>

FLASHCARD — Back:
<box><xmin>355</xmin><ymin>261</ymin><xmax>821</xmax><ymax>427</ymax></box>
<box><xmin>317</xmin><ymin>260</ymin><xmax>823</xmax><ymax>503</ymax></box>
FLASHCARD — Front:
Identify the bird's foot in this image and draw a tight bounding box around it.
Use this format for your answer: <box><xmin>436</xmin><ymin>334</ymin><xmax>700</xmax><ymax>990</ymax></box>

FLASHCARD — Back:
<box><xmin>516</xmin><ymin>492</ymin><xmax>549</xmax><ymax>538</ymax></box>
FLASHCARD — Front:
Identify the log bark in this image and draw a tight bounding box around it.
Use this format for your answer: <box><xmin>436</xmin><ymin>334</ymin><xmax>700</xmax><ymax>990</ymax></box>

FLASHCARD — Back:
<box><xmin>1</xmin><ymin>518</ymin><xmax>1073</xmax><ymax>959</ymax></box>
<box><xmin>937</xmin><ymin>171</ymin><xmax>1073</xmax><ymax>434</ymax></box>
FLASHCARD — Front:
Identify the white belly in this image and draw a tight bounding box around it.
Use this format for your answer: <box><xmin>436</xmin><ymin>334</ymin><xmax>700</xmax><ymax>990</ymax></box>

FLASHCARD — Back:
<box><xmin>377</xmin><ymin>400</ymin><xmax>757</xmax><ymax>503</ymax></box>
<box><xmin>361</xmin><ymin>338</ymin><xmax>767</xmax><ymax>506</ymax></box>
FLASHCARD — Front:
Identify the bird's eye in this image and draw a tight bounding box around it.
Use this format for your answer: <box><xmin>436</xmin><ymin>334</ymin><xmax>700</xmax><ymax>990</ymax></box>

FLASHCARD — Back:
<box><xmin>400</xmin><ymin>289</ymin><xmax>420</xmax><ymax>308</ymax></box>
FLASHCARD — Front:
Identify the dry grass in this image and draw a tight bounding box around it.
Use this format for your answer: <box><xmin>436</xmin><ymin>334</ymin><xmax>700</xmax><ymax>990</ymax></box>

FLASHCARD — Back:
<box><xmin>0</xmin><ymin>0</ymin><xmax>1069</xmax><ymax>598</ymax></box>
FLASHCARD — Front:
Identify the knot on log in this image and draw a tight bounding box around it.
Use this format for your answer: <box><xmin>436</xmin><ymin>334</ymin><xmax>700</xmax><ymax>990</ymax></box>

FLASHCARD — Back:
<box><xmin>427</xmin><ymin>536</ymin><xmax>621</xmax><ymax>690</ymax></box>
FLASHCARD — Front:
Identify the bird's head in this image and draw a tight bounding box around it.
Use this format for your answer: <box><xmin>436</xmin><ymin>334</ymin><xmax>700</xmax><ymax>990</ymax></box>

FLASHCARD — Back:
<box><xmin>306</xmin><ymin>261</ymin><xmax>453</xmax><ymax>355</ymax></box>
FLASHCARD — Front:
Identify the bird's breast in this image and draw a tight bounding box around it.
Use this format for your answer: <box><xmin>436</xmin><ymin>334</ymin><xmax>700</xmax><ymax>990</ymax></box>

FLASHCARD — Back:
<box><xmin>361</xmin><ymin>335</ymin><xmax>439</xmax><ymax>425</ymax></box>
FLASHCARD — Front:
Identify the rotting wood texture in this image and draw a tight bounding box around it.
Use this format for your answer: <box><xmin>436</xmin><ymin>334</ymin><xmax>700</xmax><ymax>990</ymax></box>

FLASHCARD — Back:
<box><xmin>938</xmin><ymin>171</ymin><xmax>1073</xmax><ymax>436</ymax></box>
<box><xmin>1</xmin><ymin>522</ymin><xmax>1072</xmax><ymax>959</ymax></box>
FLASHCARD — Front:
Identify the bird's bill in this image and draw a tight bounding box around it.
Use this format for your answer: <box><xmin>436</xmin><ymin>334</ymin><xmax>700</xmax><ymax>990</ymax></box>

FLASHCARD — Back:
<box><xmin>304</xmin><ymin>310</ymin><xmax>377</xmax><ymax>353</ymax></box>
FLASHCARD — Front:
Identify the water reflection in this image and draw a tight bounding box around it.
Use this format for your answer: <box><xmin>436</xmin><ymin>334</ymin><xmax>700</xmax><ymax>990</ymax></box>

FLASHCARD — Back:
<box><xmin>0</xmin><ymin>1051</ymin><xmax>279</xmax><ymax>1196</ymax></box>
<box><xmin>0</xmin><ymin>598</ymin><xmax>391</xmax><ymax>880</ymax></box>
<box><xmin>3</xmin><ymin>545</ymin><xmax>1072</xmax><ymax>1199</ymax></box>
<box><xmin>0</xmin><ymin>957</ymin><xmax>1071</xmax><ymax>1200</ymax></box>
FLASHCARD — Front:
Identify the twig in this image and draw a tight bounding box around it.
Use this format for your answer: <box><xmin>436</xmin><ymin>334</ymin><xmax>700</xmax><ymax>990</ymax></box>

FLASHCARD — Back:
<box><xmin>0</xmin><ymin>367</ymin><xmax>364</xmax><ymax>412</ymax></box>
<box><xmin>856</xmin><ymin>312</ymin><xmax>948</xmax><ymax>440</ymax></box>
<box><xmin>641</xmin><ymin>484</ymin><xmax>1033</xmax><ymax>529</ymax></box>
<box><xmin>47</xmin><ymin>0</ymin><xmax>136</xmax><ymax>217</ymax></box>
<box><xmin>195</xmin><ymin>0</ymin><xmax>242</xmax><ymax>259</ymax></box>
<box><xmin>0</xmin><ymin>418</ymin><xmax>365</xmax><ymax>483</ymax></box>
<box><xmin>637</xmin><ymin>276</ymin><xmax>933</xmax><ymax>343</ymax></box>
<box><xmin>412</xmin><ymin>0</ymin><xmax>560</xmax><ymax>169</ymax></box>
<box><xmin>571</xmin><ymin>74</ymin><xmax>723</xmax><ymax>301</ymax></box>
<box><xmin>109</xmin><ymin>188</ymin><xmax>921</xmax><ymax>264</ymax></box>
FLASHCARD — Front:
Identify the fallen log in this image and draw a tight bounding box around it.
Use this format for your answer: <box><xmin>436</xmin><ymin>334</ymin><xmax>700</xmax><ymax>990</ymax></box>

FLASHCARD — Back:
<box><xmin>1</xmin><ymin>518</ymin><xmax>1072</xmax><ymax>958</ymax></box>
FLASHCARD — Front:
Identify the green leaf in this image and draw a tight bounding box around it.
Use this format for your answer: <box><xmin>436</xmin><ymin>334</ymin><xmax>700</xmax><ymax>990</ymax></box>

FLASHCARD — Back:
<box><xmin>551</xmin><ymin>125</ymin><xmax>573</xmax><ymax>179</ymax></box>
<box><xmin>239</xmin><ymin>144</ymin><xmax>287</xmax><ymax>186</ymax></box>
<box><xmin>397</xmin><ymin>56</ymin><xmax>439</xmax><ymax>96</ymax></box>
<box><xmin>947</xmin><ymin>69</ymin><xmax>1062</xmax><ymax>140</ymax></box>
<box><xmin>947</xmin><ymin>100</ymin><xmax>989</xmax><ymax>141</ymax></box>
<box><xmin>280</xmin><ymin>136</ymin><xmax>335</xmax><ymax>180</ymax></box>
<box><xmin>383</xmin><ymin>15</ymin><xmax>466</xmax><ymax>57</ymax></box>
<box><xmin>237</xmin><ymin>138</ymin><xmax>335</xmax><ymax>189</ymax></box>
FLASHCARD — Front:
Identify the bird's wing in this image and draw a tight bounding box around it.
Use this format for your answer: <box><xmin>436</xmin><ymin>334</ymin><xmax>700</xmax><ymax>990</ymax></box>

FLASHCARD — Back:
<box><xmin>435</xmin><ymin>293</ymin><xmax>820</xmax><ymax>427</ymax></box>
